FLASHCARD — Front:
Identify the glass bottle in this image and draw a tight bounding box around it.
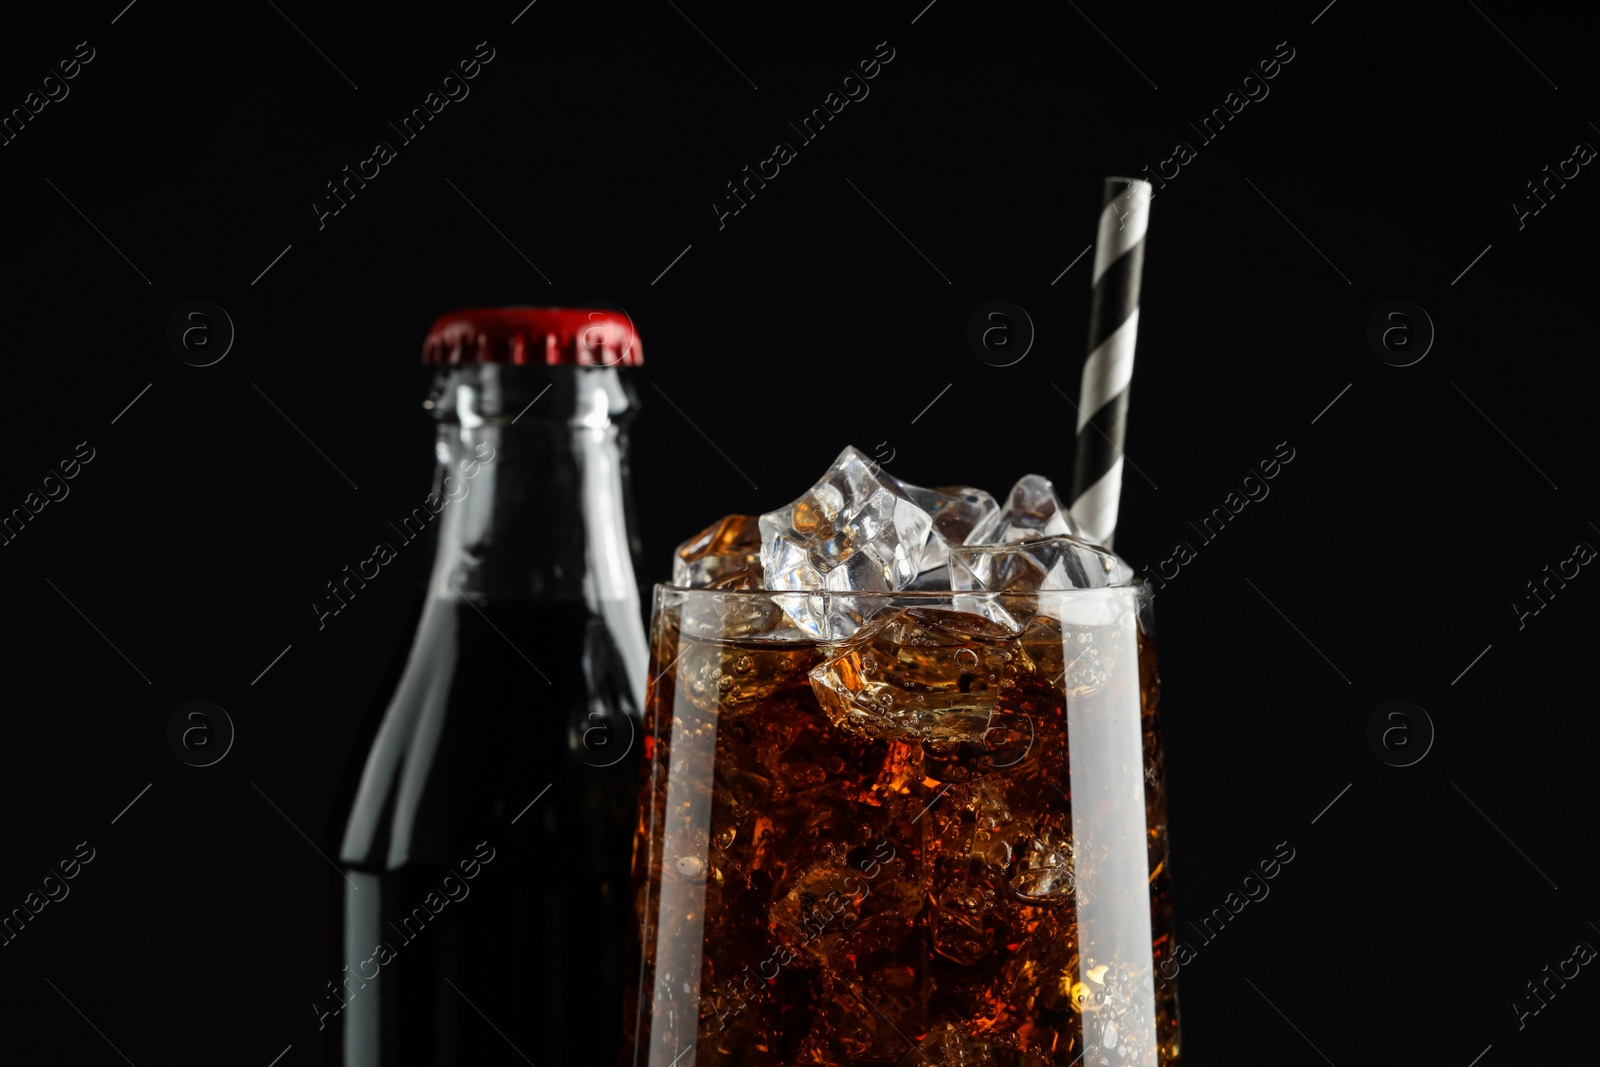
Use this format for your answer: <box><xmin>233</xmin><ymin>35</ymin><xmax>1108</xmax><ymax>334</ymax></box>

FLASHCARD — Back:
<box><xmin>329</xmin><ymin>308</ymin><xmax>648</xmax><ymax>1065</ymax></box>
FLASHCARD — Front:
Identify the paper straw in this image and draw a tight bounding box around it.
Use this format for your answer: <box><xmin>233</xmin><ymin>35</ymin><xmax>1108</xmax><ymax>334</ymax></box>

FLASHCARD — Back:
<box><xmin>1070</xmin><ymin>176</ymin><xmax>1152</xmax><ymax>548</ymax></box>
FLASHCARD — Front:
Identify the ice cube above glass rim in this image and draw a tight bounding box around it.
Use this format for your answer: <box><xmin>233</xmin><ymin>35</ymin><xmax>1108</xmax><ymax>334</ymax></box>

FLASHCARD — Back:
<box><xmin>665</xmin><ymin>445</ymin><xmax>1137</xmax><ymax>638</ymax></box>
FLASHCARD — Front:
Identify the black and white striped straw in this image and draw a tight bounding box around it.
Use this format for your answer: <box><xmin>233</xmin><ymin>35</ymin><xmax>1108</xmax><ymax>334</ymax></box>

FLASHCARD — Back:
<box><xmin>1069</xmin><ymin>176</ymin><xmax>1152</xmax><ymax>548</ymax></box>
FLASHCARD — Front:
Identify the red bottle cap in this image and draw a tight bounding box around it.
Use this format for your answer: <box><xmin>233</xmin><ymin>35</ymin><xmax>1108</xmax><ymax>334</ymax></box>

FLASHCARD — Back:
<box><xmin>422</xmin><ymin>307</ymin><xmax>643</xmax><ymax>367</ymax></box>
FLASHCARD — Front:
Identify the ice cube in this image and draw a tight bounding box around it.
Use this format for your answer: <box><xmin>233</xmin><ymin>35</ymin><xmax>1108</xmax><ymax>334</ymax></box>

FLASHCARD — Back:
<box><xmin>672</xmin><ymin>513</ymin><xmax>763</xmax><ymax>589</ymax></box>
<box><xmin>932</xmin><ymin>885</ymin><xmax>992</xmax><ymax>964</ymax></box>
<box><xmin>904</xmin><ymin>483</ymin><xmax>1001</xmax><ymax>571</ymax></box>
<box><xmin>759</xmin><ymin>447</ymin><xmax>934</xmax><ymax>636</ymax></box>
<box><xmin>674</xmin><ymin>635</ymin><xmax>816</xmax><ymax>718</ymax></box>
<box><xmin>908</xmin><ymin>1023</ymin><xmax>1002</xmax><ymax>1066</ymax></box>
<box><xmin>921</xmin><ymin>777</ymin><xmax>1017</xmax><ymax>890</ymax></box>
<box><xmin>906</xmin><ymin>484</ymin><xmax>1000</xmax><ymax>590</ymax></box>
<box><xmin>769</xmin><ymin>852</ymin><xmax>872</xmax><ymax>950</ymax></box>
<box><xmin>993</xmin><ymin>474</ymin><xmax>1078</xmax><ymax>542</ymax></box>
<box><xmin>769</xmin><ymin>592</ymin><xmax>884</xmax><ymax>644</ymax></box>
<box><xmin>921</xmin><ymin>707</ymin><xmax>1040</xmax><ymax>786</ymax></box>
<box><xmin>808</xmin><ymin>608</ymin><xmax>1019</xmax><ymax>742</ymax></box>
<box><xmin>946</xmin><ymin>590</ymin><xmax>1035</xmax><ymax>632</ymax></box>
<box><xmin>770</xmin><ymin>844</ymin><xmax>922</xmax><ymax>967</ymax></box>
<box><xmin>677</xmin><ymin>587</ymin><xmax>797</xmax><ymax>643</ymax></box>
<box><xmin>760</xmin><ymin>446</ymin><xmax>931</xmax><ymax>591</ymax></box>
<box><xmin>1010</xmin><ymin>824</ymin><xmax>1081</xmax><ymax>903</ymax></box>
<box><xmin>950</xmin><ymin>534</ymin><xmax>1132</xmax><ymax>593</ymax></box>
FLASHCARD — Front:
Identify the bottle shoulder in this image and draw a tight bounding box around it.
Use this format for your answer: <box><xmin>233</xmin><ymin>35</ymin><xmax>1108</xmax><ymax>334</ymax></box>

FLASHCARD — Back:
<box><xmin>337</xmin><ymin>595</ymin><xmax>642</xmax><ymax>871</ymax></box>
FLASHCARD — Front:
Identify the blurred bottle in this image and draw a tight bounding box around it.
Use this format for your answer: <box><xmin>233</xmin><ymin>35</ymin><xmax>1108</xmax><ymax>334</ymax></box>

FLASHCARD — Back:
<box><xmin>330</xmin><ymin>307</ymin><xmax>648</xmax><ymax>1065</ymax></box>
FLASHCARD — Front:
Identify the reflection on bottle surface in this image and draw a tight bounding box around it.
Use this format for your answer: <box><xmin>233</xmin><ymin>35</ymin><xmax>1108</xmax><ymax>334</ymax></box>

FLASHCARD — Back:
<box><xmin>338</xmin><ymin>597</ymin><xmax>638</xmax><ymax>1066</ymax></box>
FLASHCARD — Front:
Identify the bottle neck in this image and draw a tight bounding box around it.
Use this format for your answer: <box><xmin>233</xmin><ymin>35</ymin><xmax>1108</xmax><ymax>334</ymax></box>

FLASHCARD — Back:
<box><xmin>421</xmin><ymin>364</ymin><xmax>643</xmax><ymax>607</ymax></box>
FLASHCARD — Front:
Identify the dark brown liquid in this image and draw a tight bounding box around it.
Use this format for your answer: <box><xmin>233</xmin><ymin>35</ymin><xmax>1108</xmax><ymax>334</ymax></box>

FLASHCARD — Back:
<box><xmin>625</xmin><ymin>607</ymin><xmax>1180</xmax><ymax>1066</ymax></box>
<box><xmin>335</xmin><ymin>597</ymin><xmax>638</xmax><ymax>1066</ymax></box>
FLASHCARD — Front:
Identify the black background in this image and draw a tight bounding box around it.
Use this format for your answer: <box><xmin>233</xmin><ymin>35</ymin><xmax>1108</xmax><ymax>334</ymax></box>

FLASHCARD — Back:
<box><xmin>2</xmin><ymin>1</ymin><xmax>1595</xmax><ymax>1064</ymax></box>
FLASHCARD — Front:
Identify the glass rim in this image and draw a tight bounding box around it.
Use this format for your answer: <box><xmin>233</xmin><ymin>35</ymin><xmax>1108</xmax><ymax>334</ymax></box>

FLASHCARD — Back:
<box><xmin>651</xmin><ymin>578</ymin><xmax>1151</xmax><ymax>599</ymax></box>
